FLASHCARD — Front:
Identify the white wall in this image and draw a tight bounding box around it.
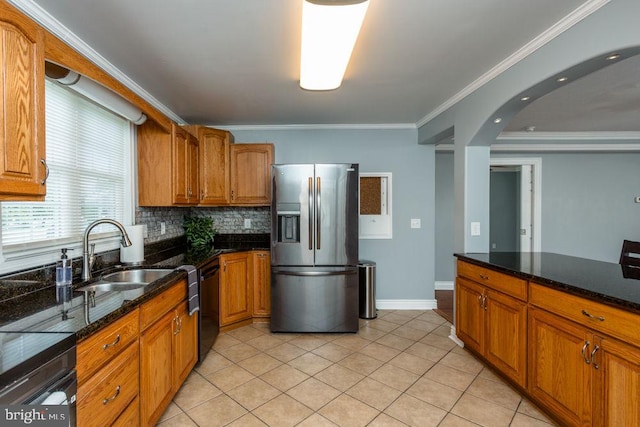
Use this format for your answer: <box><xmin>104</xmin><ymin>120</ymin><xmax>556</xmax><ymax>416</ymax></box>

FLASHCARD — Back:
<box><xmin>230</xmin><ymin>127</ymin><xmax>436</xmax><ymax>306</ymax></box>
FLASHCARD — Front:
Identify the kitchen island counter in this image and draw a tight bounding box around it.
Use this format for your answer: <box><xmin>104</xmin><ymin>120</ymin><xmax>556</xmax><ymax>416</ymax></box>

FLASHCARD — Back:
<box><xmin>455</xmin><ymin>252</ymin><xmax>640</xmax><ymax>313</ymax></box>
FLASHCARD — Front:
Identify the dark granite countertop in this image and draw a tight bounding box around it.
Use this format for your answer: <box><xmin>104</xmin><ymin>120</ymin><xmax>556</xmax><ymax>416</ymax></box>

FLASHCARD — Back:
<box><xmin>455</xmin><ymin>252</ymin><xmax>640</xmax><ymax>314</ymax></box>
<box><xmin>0</xmin><ymin>234</ymin><xmax>270</xmax><ymax>341</ymax></box>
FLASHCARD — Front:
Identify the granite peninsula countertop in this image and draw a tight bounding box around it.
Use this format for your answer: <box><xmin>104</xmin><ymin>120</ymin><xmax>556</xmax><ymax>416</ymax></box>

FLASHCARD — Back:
<box><xmin>0</xmin><ymin>234</ymin><xmax>270</xmax><ymax>341</ymax></box>
<box><xmin>455</xmin><ymin>252</ymin><xmax>640</xmax><ymax>314</ymax></box>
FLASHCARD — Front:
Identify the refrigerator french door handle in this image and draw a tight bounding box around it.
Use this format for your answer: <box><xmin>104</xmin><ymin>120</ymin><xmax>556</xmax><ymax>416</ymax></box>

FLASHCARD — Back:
<box><xmin>273</xmin><ymin>270</ymin><xmax>357</xmax><ymax>277</ymax></box>
<box><xmin>316</xmin><ymin>177</ymin><xmax>321</xmax><ymax>250</ymax></box>
<box><xmin>308</xmin><ymin>177</ymin><xmax>313</xmax><ymax>251</ymax></box>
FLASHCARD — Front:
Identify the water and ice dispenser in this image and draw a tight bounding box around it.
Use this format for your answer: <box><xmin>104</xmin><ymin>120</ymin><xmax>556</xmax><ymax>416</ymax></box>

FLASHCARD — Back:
<box><xmin>276</xmin><ymin>203</ymin><xmax>300</xmax><ymax>243</ymax></box>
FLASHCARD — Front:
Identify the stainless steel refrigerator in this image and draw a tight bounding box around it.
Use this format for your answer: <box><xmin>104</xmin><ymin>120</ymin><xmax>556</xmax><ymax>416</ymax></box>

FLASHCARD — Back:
<box><xmin>271</xmin><ymin>163</ymin><xmax>359</xmax><ymax>332</ymax></box>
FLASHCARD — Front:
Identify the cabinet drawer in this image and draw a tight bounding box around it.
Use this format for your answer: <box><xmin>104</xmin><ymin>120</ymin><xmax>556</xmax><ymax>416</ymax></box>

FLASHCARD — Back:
<box><xmin>77</xmin><ymin>343</ymin><xmax>139</xmax><ymax>427</ymax></box>
<box><xmin>530</xmin><ymin>282</ymin><xmax>640</xmax><ymax>347</ymax></box>
<box><xmin>457</xmin><ymin>260</ymin><xmax>527</xmax><ymax>301</ymax></box>
<box><xmin>140</xmin><ymin>279</ymin><xmax>187</xmax><ymax>330</ymax></box>
<box><xmin>112</xmin><ymin>397</ymin><xmax>139</xmax><ymax>427</ymax></box>
<box><xmin>77</xmin><ymin>309</ymin><xmax>139</xmax><ymax>382</ymax></box>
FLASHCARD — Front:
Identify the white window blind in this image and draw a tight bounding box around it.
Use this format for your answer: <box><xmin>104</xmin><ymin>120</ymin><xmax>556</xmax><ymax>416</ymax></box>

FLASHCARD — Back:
<box><xmin>1</xmin><ymin>79</ymin><xmax>131</xmax><ymax>252</ymax></box>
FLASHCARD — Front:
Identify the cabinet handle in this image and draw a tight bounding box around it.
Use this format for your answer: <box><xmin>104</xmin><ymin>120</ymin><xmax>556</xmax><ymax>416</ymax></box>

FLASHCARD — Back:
<box><xmin>479</xmin><ymin>274</ymin><xmax>489</xmax><ymax>280</ymax></box>
<box><xmin>40</xmin><ymin>159</ymin><xmax>50</xmax><ymax>185</ymax></box>
<box><xmin>482</xmin><ymin>294</ymin><xmax>488</xmax><ymax>310</ymax></box>
<box><xmin>173</xmin><ymin>316</ymin><xmax>181</xmax><ymax>335</ymax></box>
<box><xmin>590</xmin><ymin>345</ymin><xmax>600</xmax><ymax>369</ymax></box>
<box><xmin>102</xmin><ymin>334</ymin><xmax>121</xmax><ymax>350</ymax></box>
<box><xmin>231</xmin><ymin>190</ymin><xmax>234</xmax><ymax>200</ymax></box>
<box><xmin>102</xmin><ymin>385</ymin><xmax>121</xmax><ymax>405</ymax></box>
<box><xmin>581</xmin><ymin>341</ymin><xmax>591</xmax><ymax>364</ymax></box>
<box><xmin>581</xmin><ymin>310</ymin><xmax>605</xmax><ymax>322</ymax></box>
<box><xmin>477</xmin><ymin>294</ymin><xmax>483</xmax><ymax>307</ymax></box>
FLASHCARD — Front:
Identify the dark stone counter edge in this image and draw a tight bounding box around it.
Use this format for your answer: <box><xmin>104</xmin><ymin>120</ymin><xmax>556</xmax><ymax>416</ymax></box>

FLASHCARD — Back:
<box><xmin>455</xmin><ymin>253</ymin><xmax>640</xmax><ymax>315</ymax></box>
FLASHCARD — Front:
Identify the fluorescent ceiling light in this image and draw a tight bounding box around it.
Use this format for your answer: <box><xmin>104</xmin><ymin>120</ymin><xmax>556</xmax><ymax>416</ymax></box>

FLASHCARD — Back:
<box><xmin>300</xmin><ymin>0</ymin><xmax>370</xmax><ymax>91</ymax></box>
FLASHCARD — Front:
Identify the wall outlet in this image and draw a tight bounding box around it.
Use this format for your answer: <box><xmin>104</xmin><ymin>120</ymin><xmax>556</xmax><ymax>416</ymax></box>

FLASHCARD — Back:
<box><xmin>142</xmin><ymin>224</ymin><xmax>148</xmax><ymax>238</ymax></box>
<box><xmin>470</xmin><ymin>222</ymin><xmax>481</xmax><ymax>236</ymax></box>
<box><xmin>160</xmin><ymin>222</ymin><xmax>166</xmax><ymax>235</ymax></box>
<box><xmin>244</xmin><ymin>218</ymin><xmax>252</xmax><ymax>229</ymax></box>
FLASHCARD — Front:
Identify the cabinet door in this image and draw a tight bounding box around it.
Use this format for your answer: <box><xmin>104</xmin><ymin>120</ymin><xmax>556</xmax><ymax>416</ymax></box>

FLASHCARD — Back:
<box><xmin>220</xmin><ymin>252</ymin><xmax>252</xmax><ymax>325</ymax></box>
<box><xmin>174</xmin><ymin>303</ymin><xmax>198</xmax><ymax>386</ymax></box>
<box><xmin>252</xmin><ymin>251</ymin><xmax>271</xmax><ymax>317</ymax></box>
<box><xmin>198</xmin><ymin>128</ymin><xmax>230</xmax><ymax>205</ymax></box>
<box><xmin>187</xmin><ymin>133</ymin><xmax>199</xmax><ymax>203</ymax></box>
<box><xmin>0</xmin><ymin>9</ymin><xmax>46</xmax><ymax>200</ymax></box>
<box><xmin>593</xmin><ymin>336</ymin><xmax>640</xmax><ymax>426</ymax></box>
<box><xmin>528</xmin><ymin>307</ymin><xmax>591</xmax><ymax>426</ymax></box>
<box><xmin>455</xmin><ymin>277</ymin><xmax>484</xmax><ymax>354</ymax></box>
<box><xmin>140</xmin><ymin>310</ymin><xmax>175</xmax><ymax>426</ymax></box>
<box><xmin>172</xmin><ymin>126</ymin><xmax>190</xmax><ymax>204</ymax></box>
<box><xmin>230</xmin><ymin>144</ymin><xmax>274</xmax><ymax>205</ymax></box>
<box><xmin>485</xmin><ymin>289</ymin><xmax>528</xmax><ymax>387</ymax></box>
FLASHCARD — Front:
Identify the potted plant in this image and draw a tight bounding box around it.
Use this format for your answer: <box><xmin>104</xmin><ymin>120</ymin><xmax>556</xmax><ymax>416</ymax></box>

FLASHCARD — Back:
<box><xmin>183</xmin><ymin>216</ymin><xmax>216</xmax><ymax>249</ymax></box>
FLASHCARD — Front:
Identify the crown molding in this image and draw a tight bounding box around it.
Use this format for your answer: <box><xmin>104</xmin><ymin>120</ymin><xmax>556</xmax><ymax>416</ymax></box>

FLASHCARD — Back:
<box><xmin>498</xmin><ymin>131</ymin><xmax>640</xmax><ymax>141</ymax></box>
<box><xmin>416</xmin><ymin>0</ymin><xmax>611</xmax><ymax>128</ymax></box>
<box><xmin>436</xmin><ymin>143</ymin><xmax>640</xmax><ymax>152</ymax></box>
<box><xmin>8</xmin><ymin>0</ymin><xmax>185</xmax><ymax>124</ymax></box>
<box><xmin>219</xmin><ymin>123</ymin><xmax>417</xmax><ymax>132</ymax></box>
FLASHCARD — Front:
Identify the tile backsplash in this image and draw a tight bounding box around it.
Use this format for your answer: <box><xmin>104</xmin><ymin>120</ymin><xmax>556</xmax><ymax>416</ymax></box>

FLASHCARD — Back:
<box><xmin>136</xmin><ymin>206</ymin><xmax>270</xmax><ymax>243</ymax></box>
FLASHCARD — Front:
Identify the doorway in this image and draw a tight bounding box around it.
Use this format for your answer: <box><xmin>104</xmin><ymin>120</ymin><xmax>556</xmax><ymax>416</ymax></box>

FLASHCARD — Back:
<box><xmin>489</xmin><ymin>157</ymin><xmax>541</xmax><ymax>253</ymax></box>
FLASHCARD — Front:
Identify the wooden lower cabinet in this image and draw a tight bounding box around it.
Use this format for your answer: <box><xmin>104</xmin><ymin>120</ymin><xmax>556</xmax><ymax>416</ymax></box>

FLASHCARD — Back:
<box><xmin>529</xmin><ymin>307</ymin><xmax>640</xmax><ymax>427</ymax></box>
<box><xmin>220</xmin><ymin>252</ymin><xmax>252</xmax><ymax>326</ymax></box>
<box><xmin>455</xmin><ymin>275</ymin><xmax>527</xmax><ymax>387</ymax></box>
<box><xmin>252</xmin><ymin>251</ymin><xmax>271</xmax><ymax>317</ymax></box>
<box><xmin>528</xmin><ymin>307</ymin><xmax>592</xmax><ymax>426</ymax></box>
<box><xmin>139</xmin><ymin>281</ymin><xmax>198</xmax><ymax>426</ymax></box>
<box><xmin>77</xmin><ymin>343</ymin><xmax>139</xmax><ymax>427</ymax></box>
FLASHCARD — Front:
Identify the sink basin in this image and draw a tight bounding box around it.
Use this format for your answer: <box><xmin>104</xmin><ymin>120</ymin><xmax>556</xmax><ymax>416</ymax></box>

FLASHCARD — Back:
<box><xmin>100</xmin><ymin>268</ymin><xmax>175</xmax><ymax>284</ymax></box>
<box><xmin>77</xmin><ymin>282</ymin><xmax>147</xmax><ymax>292</ymax></box>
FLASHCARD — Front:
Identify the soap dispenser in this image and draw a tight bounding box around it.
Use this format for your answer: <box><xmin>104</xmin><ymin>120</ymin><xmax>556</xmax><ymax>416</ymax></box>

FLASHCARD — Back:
<box><xmin>56</xmin><ymin>248</ymin><xmax>73</xmax><ymax>305</ymax></box>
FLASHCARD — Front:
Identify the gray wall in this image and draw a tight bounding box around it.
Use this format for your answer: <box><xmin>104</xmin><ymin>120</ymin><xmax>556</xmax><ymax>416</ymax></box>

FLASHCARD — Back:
<box><xmin>493</xmin><ymin>152</ymin><xmax>640</xmax><ymax>263</ymax></box>
<box><xmin>435</xmin><ymin>151</ymin><xmax>640</xmax><ymax>282</ymax></box>
<box><xmin>490</xmin><ymin>170</ymin><xmax>519</xmax><ymax>252</ymax></box>
<box><xmin>231</xmin><ymin>128</ymin><xmax>436</xmax><ymax>301</ymax></box>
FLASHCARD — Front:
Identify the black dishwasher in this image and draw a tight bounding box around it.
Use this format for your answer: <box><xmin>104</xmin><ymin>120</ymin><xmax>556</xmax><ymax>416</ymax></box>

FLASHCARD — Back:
<box><xmin>0</xmin><ymin>331</ymin><xmax>76</xmax><ymax>426</ymax></box>
<box><xmin>198</xmin><ymin>256</ymin><xmax>220</xmax><ymax>362</ymax></box>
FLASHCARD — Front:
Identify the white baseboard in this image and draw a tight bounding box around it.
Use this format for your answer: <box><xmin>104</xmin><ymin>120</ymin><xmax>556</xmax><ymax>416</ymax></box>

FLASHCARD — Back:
<box><xmin>435</xmin><ymin>281</ymin><xmax>454</xmax><ymax>291</ymax></box>
<box><xmin>376</xmin><ymin>299</ymin><xmax>437</xmax><ymax>310</ymax></box>
<box><xmin>448</xmin><ymin>325</ymin><xmax>464</xmax><ymax>347</ymax></box>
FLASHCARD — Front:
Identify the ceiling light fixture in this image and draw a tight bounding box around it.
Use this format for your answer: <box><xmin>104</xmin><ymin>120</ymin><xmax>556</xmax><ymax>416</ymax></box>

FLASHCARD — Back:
<box><xmin>300</xmin><ymin>0</ymin><xmax>370</xmax><ymax>91</ymax></box>
<box><xmin>520</xmin><ymin>96</ymin><xmax>531</xmax><ymax>101</ymax></box>
<box><xmin>605</xmin><ymin>53</ymin><xmax>621</xmax><ymax>61</ymax></box>
<box><xmin>493</xmin><ymin>118</ymin><xmax>502</xmax><ymax>124</ymax></box>
<box><xmin>556</xmin><ymin>76</ymin><xmax>568</xmax><ymax>83</ymax></box>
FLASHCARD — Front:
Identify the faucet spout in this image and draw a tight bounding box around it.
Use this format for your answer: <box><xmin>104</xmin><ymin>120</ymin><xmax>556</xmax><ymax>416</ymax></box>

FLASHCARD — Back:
<box><xmin>82</xmin><ymin>219</ymin><xmax>132</xmax><ymax>281</ymax></box>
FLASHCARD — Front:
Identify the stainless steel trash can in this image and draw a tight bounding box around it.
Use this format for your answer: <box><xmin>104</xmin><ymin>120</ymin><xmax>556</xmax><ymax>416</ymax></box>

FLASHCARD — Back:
<box><xmin>359</xmin><ymin>260</ymin><xmax>377</xmax><ymax>319</ymax></box>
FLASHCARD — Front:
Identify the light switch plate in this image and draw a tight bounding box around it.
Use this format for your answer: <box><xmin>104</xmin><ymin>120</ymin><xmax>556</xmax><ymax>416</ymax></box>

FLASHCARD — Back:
<box><xmin>470</xmin><ymin>222</ymin><xmax>481</xmax><ymax>236</ymax></box>
<box><xmin>410</xmin><ymin>218</ymin><xmax>421</xmax><ymax>229</ymax></box>
<box><xmin>160</xmin><ymin>222</ymin><xmax>166</xmax><ymax>235</ymax></box>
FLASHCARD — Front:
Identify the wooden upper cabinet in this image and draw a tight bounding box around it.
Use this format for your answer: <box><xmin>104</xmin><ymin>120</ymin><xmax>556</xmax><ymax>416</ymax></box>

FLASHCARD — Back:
<box><xmin>0</xmin><ymin>4</ymin><xmax>46</xmax><ymax>200</ymax></box>
<box><xmin>230</xmin><ymin>144</ymin><xmax>274</xmax><ymax>205</ymax></box>
<box><xmin>184</xmin><ymin>125</ymin><xmax>232</xmax><ymax>205</ymax></box>
<box><xmin>172</xmin><ymin>126</ymin><xmax>199</xmax><ymax>205</ymax></box>
<box><xmin>138</xmin><ymin>121</ymin><xmax>198</xmax><ymax>206</ymax></box>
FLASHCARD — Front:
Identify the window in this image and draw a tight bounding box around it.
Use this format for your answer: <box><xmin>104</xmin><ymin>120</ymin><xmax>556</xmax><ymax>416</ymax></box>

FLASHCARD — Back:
<box><xmin>0</xmin><ymin>79</ymin><xmax>133</xmax><ymax>272</ymax></box>
<box><xmin>359</xmin><ymin>172</ymin><xmax>392</xmax><ymax>239</ymax></box>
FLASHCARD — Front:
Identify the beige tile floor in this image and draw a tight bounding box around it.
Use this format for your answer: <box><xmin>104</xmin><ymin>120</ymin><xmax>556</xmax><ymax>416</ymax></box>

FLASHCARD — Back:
<box><xmin>157</xmin><ymin>310</ymin><xmax>558</xmax><ymax>427</ymax></box>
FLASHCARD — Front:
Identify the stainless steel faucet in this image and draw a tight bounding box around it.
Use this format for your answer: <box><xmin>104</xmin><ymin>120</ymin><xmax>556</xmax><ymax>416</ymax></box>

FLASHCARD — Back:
<box><xmin>82</xmin><ymin>219</ymin><xmax>132</xmax><ymax>281</ymax></box>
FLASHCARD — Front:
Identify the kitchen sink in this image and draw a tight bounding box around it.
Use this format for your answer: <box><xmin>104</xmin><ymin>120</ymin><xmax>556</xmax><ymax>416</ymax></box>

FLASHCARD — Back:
<box><xmin>100</xmin><ymin>268</ymin><xmax>175</xmax><ymax>284</ymax></box>
<box><xmin>77</xmin><ymin>281</ymin><xmax>147</xmax><ymax>292</ymax></box>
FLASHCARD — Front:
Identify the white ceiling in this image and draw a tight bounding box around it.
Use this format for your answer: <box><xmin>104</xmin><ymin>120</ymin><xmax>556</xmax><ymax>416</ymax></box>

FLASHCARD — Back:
<box><xmin>23</xmin><ymin>0</ymin><xmax>635</xmax><ymax>132</ymax></box>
